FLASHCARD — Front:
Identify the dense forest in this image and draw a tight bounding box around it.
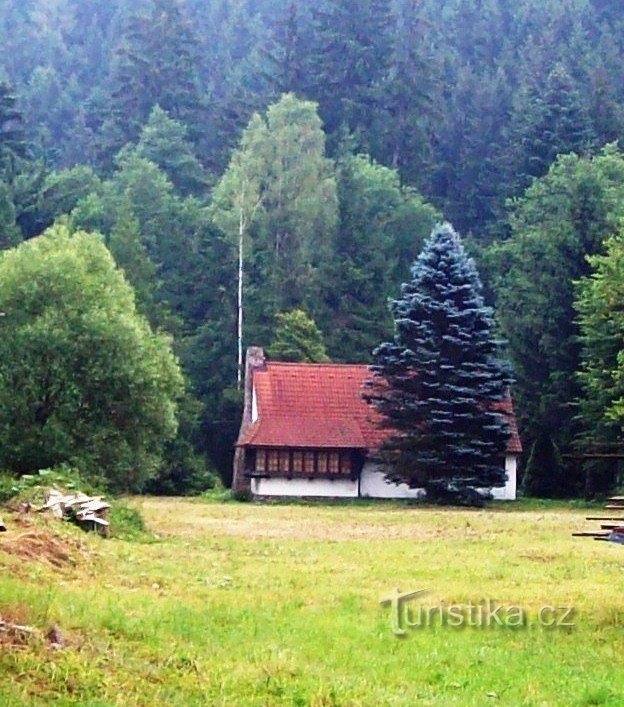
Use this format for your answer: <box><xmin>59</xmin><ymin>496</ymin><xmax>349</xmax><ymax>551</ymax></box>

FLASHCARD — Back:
<box><xmin>1</xmin><ymin>0</ymin><xmax>623</xmax><ymax>496</ymax></box>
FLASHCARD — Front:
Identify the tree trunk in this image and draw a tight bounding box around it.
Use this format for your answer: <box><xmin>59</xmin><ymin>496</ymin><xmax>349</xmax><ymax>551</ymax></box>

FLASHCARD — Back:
<box><xmin>237</xmin><ymin>209</ymin><xmax>244</xmax><ymax>389</ymax></box>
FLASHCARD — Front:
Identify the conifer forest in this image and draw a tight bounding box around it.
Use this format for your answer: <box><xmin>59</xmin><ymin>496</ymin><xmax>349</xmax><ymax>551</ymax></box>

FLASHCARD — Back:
<box><xmin>1</xmin><ymin>0</ymin><xmax>624</xmax><ymax>497</ymax></box>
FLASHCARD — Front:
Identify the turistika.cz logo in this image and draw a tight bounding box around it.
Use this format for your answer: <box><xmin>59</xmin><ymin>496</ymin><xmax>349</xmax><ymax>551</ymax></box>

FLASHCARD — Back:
<box><xmin>380</xmin><ymin>589</ymin><xmax>576</xmax><ymax>636</ymax></box>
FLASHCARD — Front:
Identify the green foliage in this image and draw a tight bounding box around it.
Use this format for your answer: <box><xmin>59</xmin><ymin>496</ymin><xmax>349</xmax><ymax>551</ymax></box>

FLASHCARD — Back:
<box><xmin>0</xmin><ymin>181</ymin><xmax>20</xmax><ymax>248</ymax></box>
<box><xmin>106</xmin><ymin>200</ymin><xmax>161</xmax><ymax>322</ymax></box>
<box><xmin>212</xmin><ymin>92</ymin><xmax>338</xmax><ymax>390</ymax></box>
<box><xmin>70</xmin><ymin>146</ymin><xmax>239</xmax><ymax>487</ymax></box>
<box><xmin>309</xmin><ymin>0</ymin><xmax>394</xmax><ymax>153</ymax></box>
<box><xmin>3</xmin><ymin>0</ymin><xmax>624</xmax><ymax>499</ymax></box>
<box><xmin>367</xmin><ymin>223</ymin><xmax>512</xmax><ymax>503</ymax></box>
<box><xmin>200</xmin><ymin>387</ymin><xmax>243</xmax><ymax>488</ymax></box>
<box><xmin>268</xmin><ymin>309</ymin><xmax>329</xmax><ymax>363</ymax></box>
<box><xmin>146</xmin><ymin>394</ymin><xmax>218</xmax><ymax>496</ymax></box>
<box><xmin>108</xmin><ymin>502</ymin><xmax>148</xmax><ymax>540</ymax></box>
<box><xmin>0</xmin><ymin>81</ymin><xmax>26</xmax><ymax>169</ymax></box>
<box><xmin>492</xmin><ymin>146</ymin><xmax>624</xmax><ymax>495</ymax></box>
<box><xmin>106</xmin><ymin>0</ymin><xmax>203</xmax><ymax>156</ymax></box>
<box><xmin>0</xmin><ymin>466</ymin><xmax>100</xmax><ymax>504</ymax></box>
<box><xmin>576</xmin><ymin>232</ymin><xmax>624</xmax><ymax>432</ymax></box>
<box><xmin>16</xmin><ymin>166</ymin><xmax>101</xmax><ymax>239</ymax></box>
<box><xmin>262</xmin><ymin>2</ymin><xmax>307</xmax><ymax>97</ymax></box>
<box><xmin>574</xmin><ymin>231</ymin><xmax>624</xmax><ymax>494</ymax></box>
<box><xmin>133</xmin><ymin>106</ymin><xmax>209</xmax><ymax>196</ymax></box>
<box><xmin>213</xmin><ymin>93</ymin><xmax>338</xmax><ymax>330</ymax></box>
<box><xmin>381</xmin><ymin>0</ymin><xmax>436</xmax><ymax>186</ymax></box>
<box><xmin>321</xmin><ymin>153</ymin><xmax>439</xmax><ymax>362</ymax></box>
<box><xmin>522</xmin><ymin>433</ymin><xmax>566</xmax><ymax>498</ymax></box>
<box><xmin>0</xmin><ymin>224</ymin><xmax>184</xmax><ymax>492</ymax></box>
<box><xmin>511</xmin><ymin>64</ymin><xmax>596</xmax><ymax>193</ymax></box>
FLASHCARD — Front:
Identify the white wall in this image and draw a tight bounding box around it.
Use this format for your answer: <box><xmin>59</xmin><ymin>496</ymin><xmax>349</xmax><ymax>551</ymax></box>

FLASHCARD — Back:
<box><xmin>250</xmin><ymin>456</ymin><xmax>518</xmax><ymax>500</ymax></box>
<box><xmin>489</xmin><ymin>455</ymin><xmax>517</xmax><ymax>500</ymax></box>
<box><xmin>359</xmin><ymin>463</ymin><xmax>426</xmax><ymax>499</ymax></box>
<box><xmin>251</xmin><ymin>476</ymin><xmax>358</xmax><ymax>498</ymax></box>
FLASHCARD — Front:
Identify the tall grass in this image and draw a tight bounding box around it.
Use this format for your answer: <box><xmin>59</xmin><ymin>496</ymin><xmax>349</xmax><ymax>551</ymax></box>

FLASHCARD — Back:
<box><xmin>0</xmin><ymin>498</ymin><xmax>623</xmax><ymax>705</ymax></box>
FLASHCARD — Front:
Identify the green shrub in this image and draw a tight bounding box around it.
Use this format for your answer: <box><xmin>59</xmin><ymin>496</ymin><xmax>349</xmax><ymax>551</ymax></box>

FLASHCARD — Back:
<box><xmin>231</xmin><ymin>488</ymin><xmax>253</xmax><ymax>503</ymax></box>
<box><xmin>0</xmin><ymin>465</ymin><xmax>99</xmax><ymax>504</ymax></box>
<box><xmin>108</xmin><ymin>503</ymin><xmax>149</xmax><ymax>540</ymax></box>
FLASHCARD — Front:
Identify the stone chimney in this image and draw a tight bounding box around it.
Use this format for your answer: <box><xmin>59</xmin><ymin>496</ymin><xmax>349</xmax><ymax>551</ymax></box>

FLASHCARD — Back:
<box><xmin>231</xmin><ymin>347</ymin><xmax>267</xmax><ymax>492</ymax></box>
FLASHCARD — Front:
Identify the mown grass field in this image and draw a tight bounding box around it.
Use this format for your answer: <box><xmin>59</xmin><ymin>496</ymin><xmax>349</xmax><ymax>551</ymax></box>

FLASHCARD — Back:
<box><xmin>1</xmin><ymin>497</ymin><xmax>623</xmax><ymax>706</ymax></box>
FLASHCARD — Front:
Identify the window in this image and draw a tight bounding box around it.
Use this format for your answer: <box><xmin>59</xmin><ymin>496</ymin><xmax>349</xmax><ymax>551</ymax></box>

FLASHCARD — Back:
<box><xmin>255</xmin><ymin>448</ymin><xmax>354</xmax><ymax>475</ymax></box>
<box><xmin>267</xmin><ymin>450</ymin><xmax>279</xmax><ymax>472</ymax></box>
<box><xmin>279</xmin><ymin>450</ymin><xmax>290</xmax><ymax>473</ymax></box>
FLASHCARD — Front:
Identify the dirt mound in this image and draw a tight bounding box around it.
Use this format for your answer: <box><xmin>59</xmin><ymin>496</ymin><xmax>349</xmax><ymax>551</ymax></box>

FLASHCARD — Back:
<box><xmin>0</xmin><ymin>529</ymin><xmax>87</xmax><ymax>568</ymax></box>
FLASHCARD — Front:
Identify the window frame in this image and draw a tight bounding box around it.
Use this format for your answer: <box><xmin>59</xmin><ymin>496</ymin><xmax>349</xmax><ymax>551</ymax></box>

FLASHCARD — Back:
<box><xmin>252</xmin><ymin>448</ymin><xmax>356</xmax><ymax>478</ymax></box>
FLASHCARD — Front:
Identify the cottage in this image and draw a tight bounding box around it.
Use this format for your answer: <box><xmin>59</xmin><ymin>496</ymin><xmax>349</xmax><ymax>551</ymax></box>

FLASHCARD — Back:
<box><xmin>233</xmin><ymin>347</ymin><xmax>522</xmax><ymax>500</ymax></box>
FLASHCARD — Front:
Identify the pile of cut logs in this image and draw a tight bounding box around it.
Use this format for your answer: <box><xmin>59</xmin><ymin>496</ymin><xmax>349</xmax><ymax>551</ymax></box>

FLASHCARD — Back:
<box><xmin>38</xmin><ymin>489</ymin><xmax>111</xmax><ymax>537</ymax></box>
<box><xmin>573</xmin><ymin>496</ymin><xmax>624</xmax><ymax>544</ymax></box>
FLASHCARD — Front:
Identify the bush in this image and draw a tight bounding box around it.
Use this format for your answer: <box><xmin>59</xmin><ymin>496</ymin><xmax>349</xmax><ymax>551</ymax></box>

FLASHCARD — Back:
<box><xmin>0</xmin><ymin>465</ymin><xmax>99</xmax><ymax>504</ymax></box>
<box><xmin>108</xmin><ymin>503</ymin><xmax>148</xmax><ymax>540</ymax></box>
<box><xmin>0</xmin><ymin>225</ymin><xmax>184</xmax><ymax>491</ymax></box>
<box><xmin>231</xmin><ymin>488</ymin><xmax>253</xmax><ymax>503</ymax></box>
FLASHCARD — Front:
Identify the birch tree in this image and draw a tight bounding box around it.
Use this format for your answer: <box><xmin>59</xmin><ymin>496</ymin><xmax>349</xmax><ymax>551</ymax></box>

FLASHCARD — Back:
<box><xmin>212</xmin><ymin>93</ymin><xmax>337</xmax><ymax>387</ymax></box>
<box><xmin>212</xmin><ymin>113</ymin><xmax>269</xmax><ymax>387</ymax></box>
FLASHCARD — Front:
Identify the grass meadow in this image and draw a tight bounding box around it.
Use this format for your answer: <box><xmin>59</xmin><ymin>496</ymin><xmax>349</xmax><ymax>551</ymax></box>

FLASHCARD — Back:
<box><xmin>1</xmin><ymin>497</ymin><xmax>623</xmax><ymax>706</ymax></box>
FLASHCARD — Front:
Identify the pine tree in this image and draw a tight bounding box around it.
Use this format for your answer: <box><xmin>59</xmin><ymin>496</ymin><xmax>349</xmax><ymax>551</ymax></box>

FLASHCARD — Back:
<box><xmin>366</xmin><ymin>223</ymin><xmax>512</xmax><ymax>503</ymax></box>
<box><xmin>133</xmin><ymin>106</ymin><xmax>209</xmax><ymax>196</ymax></box>
<box><xmin>318</xmin><ymin>152</ymin><xmax>438</xmax><ymax>363</ymax></box>
<box><xmin>107</xmin><ymin>0</ymin><xmax>202</xmax><ymax>152</ymax></box>
<box><xmin>0</xmin><ymin>181</ymin><xmax>21</xmax><ymax>248</ymax></box>
<box><xmin>522</xmin><ymin>433</ymin><xmax>565</xmax><ymax>498</ymax></box>
<box><xmin>382</xmin><ymin>0</ymin><xmax>435</xmax><ymax>184</ymax></box>
<box><xmin>0</xmin><ymin>82</ymin><xmax>26</xmax><ymax>172</ymax></box>
<box><xmin>511</xmin><ymin>64</ymin><xmax>596</xmax><ymax>193</ymax></box>
<box><xmin>262</xmin><ymin>2</ymin><xmax>307</xmax><ymax>97</ymax></box>
<box><xmin>308</xmin><ymin>0</ymin><xmax>394</xmax><ymax>153</ymax></box>
<box><xmin>268</xmin><ymin>309</ymin><xmax>329</xmax><ymax>363</ymax></box>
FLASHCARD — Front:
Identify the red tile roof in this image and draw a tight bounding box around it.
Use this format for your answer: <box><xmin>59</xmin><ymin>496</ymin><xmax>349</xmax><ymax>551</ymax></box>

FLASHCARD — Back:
<box><xmin>237</xmin><ymin>361</ymin><xmax>522</xmax><ymax>455</ymax></box>
<box><xmin>491</xmin><ymin>399</ymin><xmax>523</xmax><ymax>454</ymax></box>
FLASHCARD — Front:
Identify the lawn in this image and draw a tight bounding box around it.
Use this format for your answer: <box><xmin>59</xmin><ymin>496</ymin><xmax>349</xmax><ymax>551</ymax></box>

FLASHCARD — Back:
<box><xmin>1</xmin><ymin>497</ymin><xmax>623</xmax><ymax>706</ymax></box>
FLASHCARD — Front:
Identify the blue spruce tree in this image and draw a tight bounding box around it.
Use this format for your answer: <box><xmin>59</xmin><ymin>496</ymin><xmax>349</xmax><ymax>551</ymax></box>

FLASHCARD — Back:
<box><xmin>366</xmin><ymin>223</ymin><xmax>512</xmax><ymax>504</ymax></box>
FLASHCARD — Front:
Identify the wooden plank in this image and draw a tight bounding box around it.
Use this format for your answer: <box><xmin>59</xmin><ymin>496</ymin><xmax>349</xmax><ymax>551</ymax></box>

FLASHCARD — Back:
<box><xmin>605</xmin><ymin>504</ymin><xmax>624</xmax><ymax>510</ymax></box>
<box><xmin>572</xmin><ymin>532</ymin><xmax>610</xmax><ymax>537</ymax></box>
<box><xmin>600</xmin><ymin>524</ymin><xmax>624</xmax><ymax>530</ymax></box>
<box><xmin>586</xmin><ymin>517</ymin><xmax>624</xmax><ymax>521</ymax></box>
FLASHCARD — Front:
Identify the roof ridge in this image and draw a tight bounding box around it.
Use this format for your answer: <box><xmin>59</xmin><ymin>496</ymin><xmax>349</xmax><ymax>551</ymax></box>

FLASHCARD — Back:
<box><xmin>265</xmin><ymin>361</ymin><xmax>371</xmax><ymax>369</ymax></box>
